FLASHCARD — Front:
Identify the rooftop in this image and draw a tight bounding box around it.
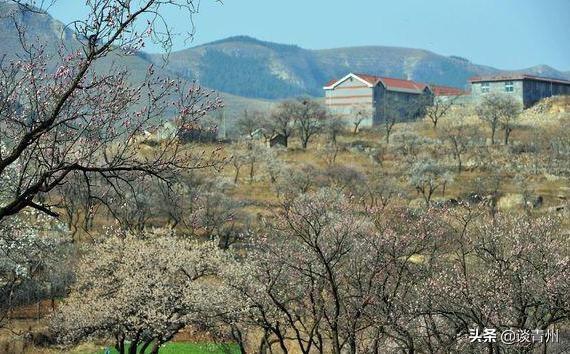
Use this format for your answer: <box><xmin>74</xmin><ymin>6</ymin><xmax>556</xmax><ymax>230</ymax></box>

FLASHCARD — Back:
<box><xmin>324</xmin><ymin>73</ymin><xmax>428</xmax><ymax>94</ymax></box>
<box><xmin>469</xmin><ymin>74</ymin><xmax>570</xmax><ymax>85</ymax></box>
<box><xmin>324</xmin><ymin>73</ymin><xmax>465</xmax><ymax>96</ymax></box>
<box><xmin>430</xmin><ymin>85</ymin><xmax>468</xmax><ymax>96</ymax></box>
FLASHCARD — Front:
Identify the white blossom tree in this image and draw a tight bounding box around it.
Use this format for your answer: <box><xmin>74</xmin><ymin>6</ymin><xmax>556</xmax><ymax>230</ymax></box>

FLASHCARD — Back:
<box><xmin>52</xmin><ymin>233</ymin><xmax>236</xmax><ymax>354</ymax></box>
<box><xmin>408</xmin><ymin>158</ymin><xmax>454</xmax><ymax>206</ymax></box>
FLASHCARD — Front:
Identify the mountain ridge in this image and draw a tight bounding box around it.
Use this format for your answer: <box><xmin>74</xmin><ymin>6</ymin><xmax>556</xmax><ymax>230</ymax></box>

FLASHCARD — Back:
<box><xmin>147</xmin><ymin>35</ymin><xmax>570</xmax><ymax>99</ymax></box>
<box><xmin>1</xmin><ymin>3</ymin><xmax>569</xmax><ymax>103</ymax></box>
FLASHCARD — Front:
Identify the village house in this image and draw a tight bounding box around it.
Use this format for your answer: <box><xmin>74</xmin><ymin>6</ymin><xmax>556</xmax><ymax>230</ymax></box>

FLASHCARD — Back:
<box><xmin>323</xmin><ymin>73</ymin><xmax>465</xmax><ymax>127</ymax></box>
<box><xmin>469</xmin><ymin>74</ymin><xmax>570</xmax><ymax>108</ymax></box>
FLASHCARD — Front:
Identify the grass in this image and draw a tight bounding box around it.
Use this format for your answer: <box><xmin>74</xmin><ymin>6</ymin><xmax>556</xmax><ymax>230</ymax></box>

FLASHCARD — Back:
<box><xmin>96</xmin><ymin>342</ymin><xmax>240</xmax><ymax>354</ymax></box>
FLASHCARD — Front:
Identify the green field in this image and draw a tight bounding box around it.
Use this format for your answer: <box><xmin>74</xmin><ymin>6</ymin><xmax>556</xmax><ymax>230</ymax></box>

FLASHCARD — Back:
<box><xmin>96</xmin><ymin>342</ymin><xmax>240</xmax><ymax>354</ymax></box>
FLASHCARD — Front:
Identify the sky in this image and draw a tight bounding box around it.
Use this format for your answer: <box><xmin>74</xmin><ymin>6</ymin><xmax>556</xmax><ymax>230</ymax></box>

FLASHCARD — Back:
<box><xmin>47</xmin><ymin>0</ymin><xmax>570</xmax><ymax>71</ymax></box>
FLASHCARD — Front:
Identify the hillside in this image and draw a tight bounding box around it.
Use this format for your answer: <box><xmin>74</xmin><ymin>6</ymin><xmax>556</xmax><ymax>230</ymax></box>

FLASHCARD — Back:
<box><xmin>148</xmin><ymin>35</ymin><xmax>570</xmax><ymax>99</ymax></box>
<box><xmin>0</xmin><ymin>2</ymin><xmax>76</xmax><ymax>58</ymax></box>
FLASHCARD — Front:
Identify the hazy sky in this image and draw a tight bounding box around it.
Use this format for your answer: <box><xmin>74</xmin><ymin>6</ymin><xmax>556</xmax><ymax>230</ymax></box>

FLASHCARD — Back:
<box><xmin>48</xmin><ymin>0</ymin><xmax>570</xmax><ymax>71</ymax></box>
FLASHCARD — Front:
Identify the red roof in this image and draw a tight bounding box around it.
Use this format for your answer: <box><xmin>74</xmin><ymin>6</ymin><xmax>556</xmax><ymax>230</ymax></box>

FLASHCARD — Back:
<box><xmin>469</xmin><ymin>74</ymin><xmax>570</xmax><ymax>85</ymax></box>
<box><xmin>354</xmin><ymin>73</ymin><xmax>427</xmax><ymax>92</ymax></box>
<box><xmin>323</xmin><ymin>73</ymin><xmax>428</xmax><ymax>93</ymax></box>
<box><xmin>324</xmin><ymin>78</ymin><xmax>338</xmax><ymax>87</ymax></box>
<box><xmin>350</xmin><ymin>73</ymin><xmax>381</xmax><ymax>86</ymax></box>
<box><xmin>430</xmin><ymin>85</ymin><xmax>467</xmax><ymax>96</ymax></box>
<box><xmin>323</xmin><ymin>73</ymin><xmax>466</xmax><ymax>95</ymax></box>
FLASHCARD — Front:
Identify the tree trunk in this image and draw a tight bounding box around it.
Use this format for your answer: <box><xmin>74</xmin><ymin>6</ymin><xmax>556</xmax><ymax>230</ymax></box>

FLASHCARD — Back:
<box><xmin>249</xmin><ymin>162</ymin><xmax>254</xmax><ymax>184</ymax></box>
<box><xmin>348</xmin><ymin>334</ymin><xmax>357</xmax><ymax>354</ymax></box>
<box><xmin>116</xmin><ymin>337</ymin><xmax>125</xmax><ymax>354</ymax></box>
<box><xmin>258</xmin><ymin>329</ymin><xmax>270</xmax><ymax>354</ymax></box>
<box><xmin>149</xmin><ymin>341</ymin><xmax>161</xmax><ymax>354</ymax></box>
<box><xmin>231</xmin><ymin>327</ymin><xmax>247</xmax><ymax>354</ymax></box>
<box><xmin>130</xmin><ymin>331</ymin><xmax>141</xmax><ymax>354</ymax></box>
<box><xmin>273</xmin><ymin>330</ymin><xmax>289</xmax><ymax>354</ymax></box>
<box><xmin>504</xmin><ymin>127</ymin><xmax>512</xmax><ymax>145</ymax></box>
<box><xmin>234</xmin><ymin>167</ymin><xmax>240</xmax><ymax>184</ymax></box>
<box><xmin>140</xmin><ymin>340</ymin><xmax>153</xmax><ymax>354</ymax></box>
<box><xmin>129</xmin><ymin>340</ymin><xmax>138</xmax><ymax>354</ymax></box>
<box><xmin>457</xmin><ymin>154</ymin><xmax>462</xmax><ymax>172</ymax></box>
<box><xmin>490</xmin><ymin>122</ymin><xmax>497</xmax><ymax>145</ymax></box>
<box><xmin>424</xmin><ymin>192</ymin><xmax>431</xmax><ymax>207</ymax></box>
<box><xmin>331</xmin><ymin>327</ymin><xmax>342</xmax><ymax>354</ymax></box>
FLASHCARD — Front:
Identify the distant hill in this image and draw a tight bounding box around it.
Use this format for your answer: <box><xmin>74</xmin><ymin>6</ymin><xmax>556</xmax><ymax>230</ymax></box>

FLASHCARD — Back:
<box><xmin>0</xmin><ymin>2</ymin><xmax>74</xmax><ymax>53</ymax></box>
<box><xmin>0</xmin><ymin>4</ymin><xmax>272</xmax><ymax>121</ymax></box>
<box><xmin>1</xmin><ymin>3</ymin><xmax>569</xmax><ymax>105</ymax></box>
<box><xmin>147</xmin><ymin>35</ymin><xmax>570</xmax><ymax>99</ymax></box>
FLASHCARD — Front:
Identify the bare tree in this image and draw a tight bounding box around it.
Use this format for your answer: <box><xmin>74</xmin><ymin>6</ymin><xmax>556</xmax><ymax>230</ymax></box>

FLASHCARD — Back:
<box><xmin>235</xmin><ymin>109</ymin><xmax>266</xmax><ymax>138</ymax></box>
<box><xmin>226</xmin><ymin>190</ymin><xmax>374</xmax><ymax>354</ymax></box>
<box><xmin>229</xmin><ymin>139</ymin><xmax>271</xmax><ymax>184</ymax></box>
<box><xmin>230</xmin><ymin>149</ymin><xmax>247</xmax><ymax>184</ymax></box>
<box><xmin>498</xmin><ymin>102</ymin><xmax>522</xmax><ymax>145</ymax></box>
<box><xmin>219</xmin><ymin>191</ymin><xmax>449</xmax><ymax>354</ymax></box>
<box><xmin>53</xmin><ymin>171</ymin><xmax>100</xmax><ymax>239</ymax></box>
<box><xmin>439</xmin><ymin>112</ymin><xmax>482</xmax><ymax>172</ymax></box>
<box><xmin>275</xmin><ymin>164</ymin><xmax>320</xmax><ymax>198</ymax></box>
<box><xmin>350</xmin><ymin>104</ymin><xmax>373</xmax><ymax>134</ymax></box>
<box><xmin>476</xmin><ymin>93</ymin><xmax>521</xmax><ymax>145</ymax></box>
<box><xmin>292</xmin><ymin>98</ymin><xmax>327</xmax><ymax>149</ymax></box>
<box><xmin>358</xmin><ymin>173</ymin><xmax>402</xmax><ymax>210</ymax></box>
<box><xmin>325</xmin><ymin>165</ymin><xmax>366</xmax><ymax>194</ymax></box>
<box><xmin>378</xmin><ymin>95</ymin><xmax>423</xmax><ymax>144</ymax></box>
<box><xmin>319</xmin><ymin>142</ymin><xmax>341</xmax><ymax>167</ymax></box>
<box><xmin>324</xmin><ymin>113</ymin><xmax>346</xmax><ymax>144</ymax></box>
<box><xmin>425</xmin><ymin>96</ymin><xmax>455</xmax><ymax>129</ymax></box>
<box><xmin>268</xmin><ymin>101</ymin><xmax>296</xmax><ymax>147</ymax></box>
<box><xmin>391</xmin><ymin>131</ymin><xmax>437</xmax><ymax>163</ymax></box>
<box><xmin>380</xmin><ymin>109</ymin><xmax>398</xmax><ymax>145</ymax></box>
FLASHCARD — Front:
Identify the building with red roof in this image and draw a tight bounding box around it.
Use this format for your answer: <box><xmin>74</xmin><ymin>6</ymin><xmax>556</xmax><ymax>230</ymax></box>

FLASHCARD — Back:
<box><xmin>324</xmin><ymin>72</ymin><xmax>569</xmax><ymax>126</ymax></box>
<box><xmin>323</xmin><ymin>72</ymin><xmax>465</xmax><ymax>127</ymax></box>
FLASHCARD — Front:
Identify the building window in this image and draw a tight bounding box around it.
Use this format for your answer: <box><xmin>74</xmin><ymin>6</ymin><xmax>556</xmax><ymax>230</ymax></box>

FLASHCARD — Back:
<box><xmin>481</xmin><ymin>82</ymin><xmax>490</xmax><ymax>93</ymax></box>
<box><xmin>504</xmin><ymin>81</ymin><xmax>514</xmax><ymax>92</ymax></box>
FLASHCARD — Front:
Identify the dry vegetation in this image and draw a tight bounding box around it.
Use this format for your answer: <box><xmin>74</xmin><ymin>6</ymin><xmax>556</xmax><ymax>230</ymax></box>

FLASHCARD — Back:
<box><xmin>4</xmin><ymin>95</ymin><xmax>569</xmax><ymax>354</ymax></box>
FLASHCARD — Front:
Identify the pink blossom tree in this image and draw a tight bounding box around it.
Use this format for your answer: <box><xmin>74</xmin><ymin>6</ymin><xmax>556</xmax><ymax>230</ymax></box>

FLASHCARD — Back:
<box><xmin>423</xmin><ymin>207</ymin><xmax>570</xmax><ymax>353</ymax></box>
<box><xmin>0</xmin><ymin>0</ymin><xmax>224</xmax><ymax>223</ymax></box>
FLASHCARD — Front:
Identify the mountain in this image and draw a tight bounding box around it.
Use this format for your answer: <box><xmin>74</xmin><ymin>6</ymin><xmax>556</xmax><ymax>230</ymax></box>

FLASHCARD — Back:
<box><xmin>0</xmin><ymin>2</ymin><xmax>77</xmax><ymax>59</ymax></box>
<box><xmin>0</xmin><ymin>3</ymin><xmax>272</xmax><ymax>120</ymax></box>
<box><xmin>147</xmin><ymin>35</ymin><xmax>570</xmax><ymax>99</ymax></box>
<box><xmin>1</xmin><ymin>3</ymin><xmax>569</xmax><ymax>104</ymax></box>
<box><xmin>516</xmin><ymin>64</ymin><xmax>570</xmax><ymax>80</ymax></box>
